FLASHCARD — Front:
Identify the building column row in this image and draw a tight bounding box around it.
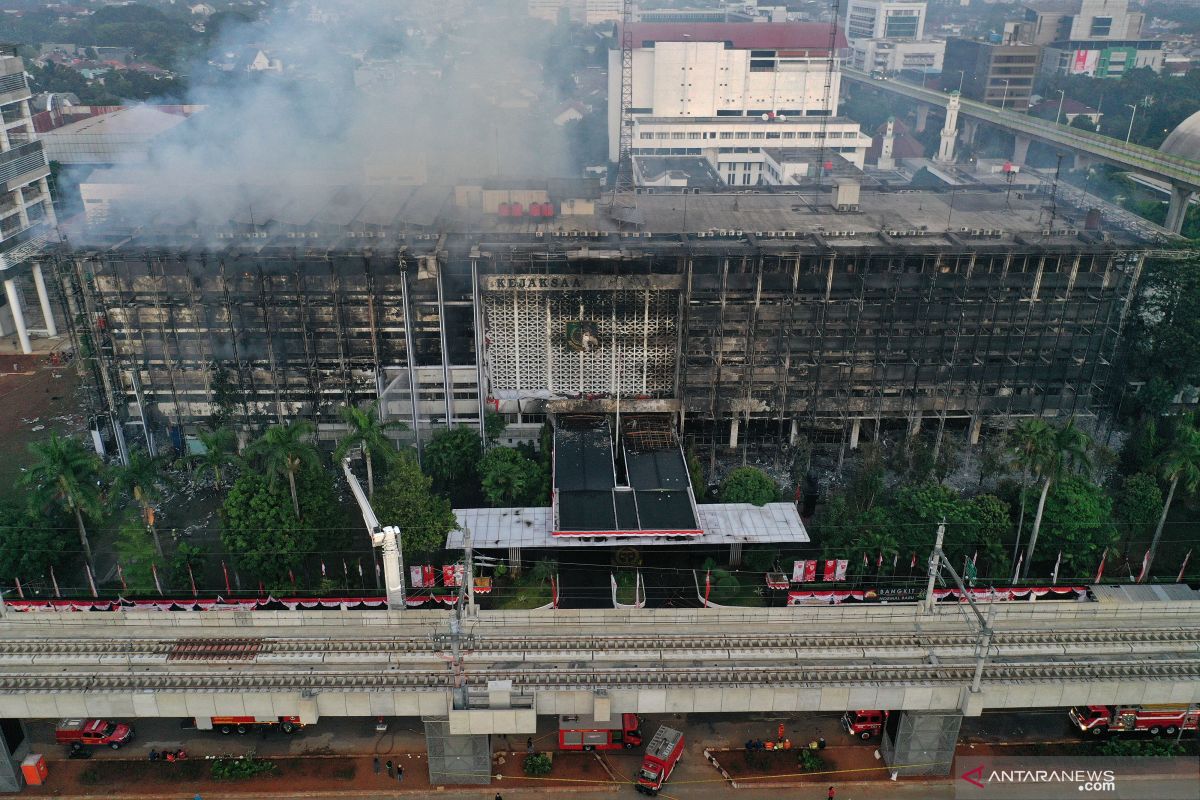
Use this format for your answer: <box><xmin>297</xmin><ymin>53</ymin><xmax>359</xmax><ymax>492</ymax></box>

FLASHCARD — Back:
<box><xmin>3</xmin><ymin>266</ymin><xmax>58</xmax><ymax>355</ymax></box>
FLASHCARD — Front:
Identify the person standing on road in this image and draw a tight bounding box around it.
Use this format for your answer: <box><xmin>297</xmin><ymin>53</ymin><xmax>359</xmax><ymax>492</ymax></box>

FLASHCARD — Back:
<box><xmin>527</xmin><ymin>736</ymin><xmax>534</xmax><ymax>753</ymax></box>
<box><xmin>495</xmin><ymin>794</ymin><xmax>503</xmax><ymax>800</ymax></box>
<box><xmin>397</xmin><ymin>764</ymin><xmax>404</xmax><ymax>782</ymax></box>
<box><xmin>373</xmin><ymin>756</ymin><xmax>380</xmax><ymax>774</ymax></box>
<box><xmin>386</xmin><ymin>760</ymin><xmax>393</xmax><ymax>778</ymax></box>
<box><xmin>827</xmin><ymin>786</ymin><xmax>836</xmax><ymax>800</ymax></box>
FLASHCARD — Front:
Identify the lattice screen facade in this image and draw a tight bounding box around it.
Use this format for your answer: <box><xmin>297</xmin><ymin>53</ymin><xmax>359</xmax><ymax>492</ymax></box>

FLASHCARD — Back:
<box><xmin>483</xmin><ymin>289</ymin><xmax>678</xmax><ymax>398</ymax></box>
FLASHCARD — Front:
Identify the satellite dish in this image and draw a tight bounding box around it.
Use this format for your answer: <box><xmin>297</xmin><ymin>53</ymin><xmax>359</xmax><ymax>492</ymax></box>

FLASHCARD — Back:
<box><xmin>778</xmin><ymin>115</ymin><xmax>787</xmax><ymax>122</ymax></box>
<box><xmin>761</xmin><ymin>113</ymin><xmax>770</xmax><ymax>121</ymax></box>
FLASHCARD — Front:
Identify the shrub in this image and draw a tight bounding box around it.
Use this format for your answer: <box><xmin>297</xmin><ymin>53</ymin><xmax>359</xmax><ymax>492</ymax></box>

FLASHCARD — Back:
<box><xmin>333</xmin><ymin>765</ymin><xmax>357</xmax><ymax>780</ymax></box>
<box><xmin>743</xmin><ymin>749</ymin><xmax>771</xmax><ymax>771</ymax></box>
<box><xmin>211</xmin><ymin>757</ymin><xmax>277</xmax><ymax>781</ymax></box>
<box><xmin>1098</xmin><ymin>738</ymin><xmax>1184</xmax><ymax>758</ymax></box>
<box><xmin>720</xmin><ymin>467</ymin><xmax>778</xmax><ymax>506</ymax></box>
<box><xmin>78</xmin><ymin>767</ymin><xmax>103</xmax><ymax>786</ymax></box>
<box><xmin>523</xmin><ymin>752</ymin><xmax>553</xmax><ymax>776</ymax></box>
<box><xmin>798</xmin><ymin>749</ymin><xmax>825</xmax><ymax>772</ymax></box>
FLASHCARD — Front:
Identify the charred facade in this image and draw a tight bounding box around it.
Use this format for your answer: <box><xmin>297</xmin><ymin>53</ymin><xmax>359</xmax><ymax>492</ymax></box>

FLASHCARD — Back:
<box><xmin>44</xmin><ymin>186</ymin><xmax>1147</xmax><ymax>457</ymax></box>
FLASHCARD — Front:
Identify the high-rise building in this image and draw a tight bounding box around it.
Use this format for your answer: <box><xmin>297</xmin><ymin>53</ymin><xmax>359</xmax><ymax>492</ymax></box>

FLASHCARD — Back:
<box><xmin>844</xmin><ymin>0</ymin><xmax>945</xmax><ymax>75</ymax></box>
<box><xmin>943</xmin><ymin>38</ymin><xmax>1040</xmax><ymax>110</ymax></box>
<box><xmin>0</xmin><ymin>47</ymin><xmax>59</xmax><ymax>354</ymax></box>
<box><xmin>606</xmin><ymin>23</ymin><xmax>868</xmax><ymax>178</ymax></box>
<box><xmin>1012</xmin><ymin>0</ymin><xmax>1163</xmax><ymax>77</ymax></box>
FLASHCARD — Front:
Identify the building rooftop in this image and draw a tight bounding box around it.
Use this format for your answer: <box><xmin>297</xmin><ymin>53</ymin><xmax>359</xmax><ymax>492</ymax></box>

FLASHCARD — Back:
<box><xmin>40</xmin><ymin>105</ymin><xmax>191</xmax><ymax>138</ymax></box>
<box><xmin>621</xmin><ymin>22</ymin><xmax>848</xmax><ymax>51</ymax></box>
<box><xmin>634</xmin><ymin>156</ymin><xmax>725</xmax><ymax>189</ymax></box>
<box><xmin>448</xmin><ymin>502</ymin><xmax>808</xmax><ymax>549</ymax></box>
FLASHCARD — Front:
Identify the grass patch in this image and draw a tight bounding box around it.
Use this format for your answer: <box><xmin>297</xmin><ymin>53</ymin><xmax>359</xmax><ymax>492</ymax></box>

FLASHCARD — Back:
<box><xmin>492</xmin><ymin>578</ymin><xmax>552</xmax><ymax>609</ymax></box>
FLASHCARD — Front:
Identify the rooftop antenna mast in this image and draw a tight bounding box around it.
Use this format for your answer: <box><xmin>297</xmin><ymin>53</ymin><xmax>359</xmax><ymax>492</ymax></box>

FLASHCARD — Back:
<box><xmin>812</xmin><ymin>0</ymin><xmax>842</xmax><ymax>208</ymax></box>
<box><xmin>613</xmin><ymin>0</ymin><xmax>636</xmax><ymax>203</ymax></box>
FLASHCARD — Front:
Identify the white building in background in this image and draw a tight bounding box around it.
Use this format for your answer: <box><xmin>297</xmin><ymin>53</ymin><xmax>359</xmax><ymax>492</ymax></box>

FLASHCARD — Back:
<box><xmin>844</xmin><ymin>0</ymin><xmax>944</xmax><ymax>74</ymax></box>
<box><xmin>528</xmin><ymin>0</ymin><xmax>622</xmax><ymax>24</ymax></box>
<box><xmin>607</xmin><ymin>23</ymin><xmax>849</xmax><ymax>163</ymax></box>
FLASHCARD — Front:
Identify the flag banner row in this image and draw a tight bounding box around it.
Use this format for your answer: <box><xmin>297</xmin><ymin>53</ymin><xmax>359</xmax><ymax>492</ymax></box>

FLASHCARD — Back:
<box><xmin>791</xmin><ymin>559</ymin><xmax>848</xmax><ymax>583</ymax></box>
<box><xmin>787</xmin><ymin>586</ymin><xmax>1088</xmax><ymax>606</ymax></box>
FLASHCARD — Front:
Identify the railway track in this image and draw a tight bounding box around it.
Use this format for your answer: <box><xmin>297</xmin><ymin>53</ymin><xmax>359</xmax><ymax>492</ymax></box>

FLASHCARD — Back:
<box><xmin>0</xmin><ymin>657</ymin><xmax>1194</xmax><ymax>693</ymax></box>
<box><xmin>0</xmin><ymin>627</ymin><xmax>1195</xmax><ymax>661</ymax></box>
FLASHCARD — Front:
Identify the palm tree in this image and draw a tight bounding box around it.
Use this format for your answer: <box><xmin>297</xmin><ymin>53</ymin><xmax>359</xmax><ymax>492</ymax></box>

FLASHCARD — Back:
<box><xmin>1022</xmin><ymin>419</ymin><xmax>1092</xmax><ymax>578</ymax></box>
<box><xmin>113</xmin><ymin>450</ymin><xmax>172</xmax><ymax>558</ymax></box>
<box><xmin>1145</xmin><ymin>422</ymin><xmax>1200</xmax><ymax>581</ymax></box>
<box><xmin>1008</xmin><ymin>419</ymin><xmax>1056</xmax><ymax>568</ymax></box>
<box><xmin>190</xmin><ymin>426</ymin><xmax>237</xmax><ymax>488</ymax></box>
<box><xmin>333</xmin><ymin>402</ymin><xmax>406</xmax><ymax>498</ymax></box>
<box><xmin>245</xmin><ymin>420</ymin><xmax>321</xmax><ymax>520</ymax></box>
<box><xmin>21</xmin><ymin>434</ymin><xmax>104</xmax><ymax>567</ymax></box>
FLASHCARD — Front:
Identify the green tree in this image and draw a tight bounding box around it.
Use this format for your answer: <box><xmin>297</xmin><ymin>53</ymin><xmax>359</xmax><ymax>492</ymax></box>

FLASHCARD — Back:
<box><xmin>1115</xmin><ymin>473</ymin><xmax>1163</xmax><ymax>551</ymax></box>
<box><xmin>371</xmin><ymin>455</ymin><xmax>458</xmax><ymax>557</ymax></box>
<box><xmin>686</xmin><ymin>447</ymin><xmax>707</xmax><ymax>501</ymax></box>
<box><xmin>333</xmin><ymin>401</ymin><xmax>405</xmax><ymax>498</ymax></box>
<box><xmin>190</xmin><ymin>426</ymin><xmax>237</xmax><ymax>488</ymax></box>
<box><xmin>529</xmin><ymin>558</ymin><xmax>558</xmax><ymax>585</ymax></box>
<box><xmin>1011</xmin><ymin>420</ymin><xmax>1091</xmax><ymax>578</ymax></box>
<box><xmin>20</xmin><ymin>434</ymin><xmax>105</xmax><ymax>567</ymax></box>
<box><xmin>1124</xmin><ymin>255</ymin><xmax>1200</xmax><ymax>395</ymax></box>
<box><xmin>479</xmin><ymin>446</ymin><xmax>544</xmax><ymax>506</ymax></box>
<box><xmin>1146</xmin><ymin>422</ymin><xmax>1200</xmax><ymax>579</ymax></box>
<box><xmin>847</xmin><ymin>443</ymin><xmax>885</xmax><ymax>512</ymax></box>
<box><xmin>0</xmin><ymin>500</ymin><xmax>72</xmax><ymax>585</ymax></box>
<box><xmin>112</xmin><ymin>449</ymin><xmax>171</xmax><ymax>557</ymax></box>
<box><xmin>423</xmin><ymin>426</ymin><xmax>483</xmax><ymax>502</ymax></box>
<box><xmin>1034</xmin><ymin>475</ymin><xmax>1116</xmax><ymax>580</ymax></box>
<box><xmin>113</xmin><ymin>518</ymin><xmax>159</xmax><ymax>594</ymax></box>
<box><xmin>221</xmin><ymin>465</ymin><xmax>337</xmax><ymax>588</ymax></box>
<box><xmin>244</xmin><ymin>421</ymin><xmax>321</xmax><ymax>520</ymax></box>
<box><xmin>720</xmin><ymin>467</ymin><xmax>778</xmax><ymax>506</ymax></box>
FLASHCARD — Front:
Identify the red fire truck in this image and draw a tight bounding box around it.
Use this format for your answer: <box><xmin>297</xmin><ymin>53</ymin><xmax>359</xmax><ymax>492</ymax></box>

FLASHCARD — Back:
<box><xmin>55</xmin><ymin>718</ymin><xmax>134</xmax><ymax>751</ymax></box>
<box><xmin>202</xmin><ymin>716</ymin><xmax>303</xmax><ymax>735</ymax></box>
<box><xmin>1070</xmin><ymin>705</ymin><xmax>1199</xmax><ymax>737</ymax></box>
<box><xmin>635</xmin><ymin>725</ymin><xmax>684</xmax><ymax>796</ymax></box>
<box><xmin>558</xmin><ymin>713</ymin><xmax>642</xmax><ymax>751</ymax></box>
<box><xmin>842</xmin><ymin>709</ymin><xmax>887</xmax><ymax>740</ymax></box>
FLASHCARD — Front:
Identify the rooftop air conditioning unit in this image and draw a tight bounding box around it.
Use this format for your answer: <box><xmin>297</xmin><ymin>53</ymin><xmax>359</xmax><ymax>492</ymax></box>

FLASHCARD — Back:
<box><xmin>785</xmin><ymin>231</ymin><xmax>797</xmax><ymax>237</ymax></box>
<box><xmin>907</xmin><ymin>230</ymin><xmax>917</xmax><ymax>236</ymax></box>
<box><xmin>960</xmin><ymin>226</ymin><xmax>970</xmax><ymax>233</ymax></box>
<box><xmin>1041</xmin><ymin>229</ymin><xmax>1052</xmax><ymax>236</ymax></box>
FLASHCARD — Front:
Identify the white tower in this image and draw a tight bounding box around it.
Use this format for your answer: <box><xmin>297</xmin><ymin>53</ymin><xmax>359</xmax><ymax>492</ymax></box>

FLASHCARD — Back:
<box><xmin>878</xmin><ymin>117</ymin><xmax>897</xmax><ymax>170</ymax></box>
<box><xmin>936</xmin><ymin>93</ymin><xmax>960</xmax><ymax>164</ymax></box>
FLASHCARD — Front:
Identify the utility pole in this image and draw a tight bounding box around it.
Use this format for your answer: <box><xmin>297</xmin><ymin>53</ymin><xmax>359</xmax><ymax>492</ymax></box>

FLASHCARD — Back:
<box><xmin>464</xmin><ymin>525</ymin><xmax>476</xmax><ymax>617</ymax></box>
<box><xmin>924</xmin><ymin>520</ymin><xmax>946</xmax><ymax>614</ymax></box>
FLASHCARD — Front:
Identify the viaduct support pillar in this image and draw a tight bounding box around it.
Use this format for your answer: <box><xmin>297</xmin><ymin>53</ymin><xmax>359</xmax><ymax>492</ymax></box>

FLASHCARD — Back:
<box><xmin>881</xmin><ymin>711</ymin><xmax>963</xmax><ymax>778</ymax></box>
<box><xmin>3</xmin><ymin>278</ymin><xmax>31</xmax><ymax>355</ymax></box>
<box><xmin>1011</xmin><ymin>134</ymin><xmax>1032</xmax><ymax>167</ymax></box>
<box><xmin>729</xmin><ymin>417</ymin><xmax>739</xmax><ymax>450</ymax></box>
<box><xmin>849</xmin><ymin>418</ymin><xmax>861</xmax><ymax>450</ymax></box>
<box><xmin>0</xmin><ymin>719</ymin><xmax>30</xmax><ymax>791</ymax></box>
<box><xmin>915</xmin><ymin>104</ymin><xmax>930</xmax><ymax>133</ymax></box>
<box><xmin>960</xmin><ymin>118</ymin><xmax>979</xmax><ymax>146</ymax></box>
<box><xmin>1165</xmin><ymin>184</ymin><xmax>1197</xmax><ymax>235</ymax></box>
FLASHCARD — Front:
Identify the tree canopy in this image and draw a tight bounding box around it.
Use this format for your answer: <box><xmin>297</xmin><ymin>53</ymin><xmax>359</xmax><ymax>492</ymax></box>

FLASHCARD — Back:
<box><xmin>720</xmin><ymin>467</ymin><xmax>778</xmax><ymax>506</ymax></box>
<box><xmin>423</xmin><ymin>426</ymin><xmax>483</xmax><ymax>504</ymax></box>
<box><xmin>372</xmin><ymin>455</ymin><xmax>458</xmax><ymax>557</ymax></box>
<box><xmin>1124</xmin><ymin>255</ymin><xmax>1200</xmax><ymax>401</ymax></box>
<box><xmin>479</xmin><ymin>446</ymin><xmax>546</xmax><ymax>507</ymax></box>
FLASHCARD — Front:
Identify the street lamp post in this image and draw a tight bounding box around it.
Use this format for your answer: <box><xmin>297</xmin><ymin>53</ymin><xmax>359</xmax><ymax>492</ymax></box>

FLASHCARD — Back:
<box><xmin>1054</xmin><ymin>89</ymin><xmax>1066</xmax><ymax>125</ymax></box>
<box><xmin>1125</xmin><ymin>103</ymin><xmax>1138</xmax><ymax>144</ymax></box>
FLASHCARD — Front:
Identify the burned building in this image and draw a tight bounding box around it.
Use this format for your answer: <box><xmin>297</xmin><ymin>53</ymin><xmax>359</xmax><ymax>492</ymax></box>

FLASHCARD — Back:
<box><xmin>44</xmin><ymin>178</ymin><xmax>1150</xmax><ymax>461</ymax></box>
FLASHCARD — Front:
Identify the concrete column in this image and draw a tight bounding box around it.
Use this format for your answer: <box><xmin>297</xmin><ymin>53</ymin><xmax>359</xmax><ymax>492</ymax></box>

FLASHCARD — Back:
<box><xmin>789</xmin><ymin>418</ymin><xmax>798</xmax><ymax>446</ymax></box>
<box><xmin>1011</xmin><ymin>134</ymin><xmax>1032</xmax><ymax>166</ymax></box>
<box><xmin>907</xmin><ymin>412</ymin><xmax>922</xmax><ymax>438</ymax></box>
<box><xmin>1165</xmin><ymin>184</ymin><xmax>1197</xmax><ymax>235</ymax></box>
<box><xmin>729</xmin><ymin>417</ymin><xmax>739</xmax><ymax>450</ymax></box>
<box><xmin>31</xmin><ymin>265</ymin><xmax>57</xmax><ymax>337</ymax></box>
<box><xmin>3</xmin><ymin>278</ymin><xmax>31</xmax><ymax>355</ymax></box>
<box><xmin>849</xmin><ymin>418</ymin><xmax>861</xmax><ymax>450</ymax></box>
<box><xmin>915</xmin><ymin>103</ymin><xmax>930</xmax><ymax>133</ymax></box>
<box><xmin>881</xmin><ymin>711</ymin><xmax>963</xmax><ymax>778</ymax></box>
<box><xmin>968</xmin><ymin>415</ymin><xmax>982</xmax><ymax>446</ymax></box>
<box><xmin>960</xmin><ymin>118</ymin><xmax>978</xmax><ymax>146</ymax></box>
<box><xmin>0</xmin><ymin>719</ymin><xmax>30</xmax><ymax>791</ymax></box>
<box><xmin>935</xmin><ymin>94</ymin><xmax>960</xmax><ymax>164</ymax></box>
<box><xmin>379</xmin><ymin>526</ymin><xmax>406</xmax><ymax>610</ymax></box>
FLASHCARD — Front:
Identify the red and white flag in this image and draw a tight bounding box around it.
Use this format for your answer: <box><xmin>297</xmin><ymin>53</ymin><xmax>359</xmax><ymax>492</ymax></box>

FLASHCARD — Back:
<box><xmin>823</xmin><ymin>560</ymin><xmax>836</xmax><ymax>581</ymax></box>
<box><xmin>972</xmin><ymin>551</ymin><xmax>978</xmax><ymax>566</ymax></box>
<box><xmin>221</xmin><ymin>561</ymin><xmax>232</xmax><ymax>595</ymax></box>
<box><xmin>876</xmin><ymin>552</ymin><xmax>883</xmax><ymax>568</ymax></box>
<box><xmin>1136</xmin><ymin>549</ymin><xmax>1151</xmax><ymax>584</ymax></box>
<box><xmin>1177</xmin><ymin>550</ymin><xmax>1192</xmax><ymax>584</ymax></box>
<box><xmin>893</xmin><ymin>552</ymin><xmax>899</xmax><ymax>569</ymax></box>
<box><xmin>835</xmin><ymin>559</ymin><xmax>848</xmax><ymax>581</ymax></box>
<box><xmin>321</xmin><ymin>562</ymin><xmax>327</xmax><ymax>577</ymax></box>
<box><xmin>151</xmin><ymin>563</ymin><xmax>163</xmax><ymax>596</ymax></box>
<box><xmin>1094</xmin><ymin>548</ymin><xmax>1107</xmax><ymax>583</ymax></box>
<box><xmin>910</xmin><ymin>553</ymin><xmax>917</xmax><ymax>569</ymax></box>
<box><xmin>1051</xmin><ymin>551</ymin><xmax>1062</xmax><ymax>585</ymax></box>
<box><xmin>704</xmin><ymin>570</ymin><xmax>712</xmax><ymax>606</ymax></box>
<box><xmin>863</xmin><ymin>552</ymin><xmax>869</xmax><ymax>567</ymax></box>
<box><xmin>49</xmin><ymin>565</ymin><xmax>60</xmax><ymax>598</ymax></box>
<box><xmin>288</xmin><ymin>569</ymin><xmax>296</xmax><ymax>587</ymax></box>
